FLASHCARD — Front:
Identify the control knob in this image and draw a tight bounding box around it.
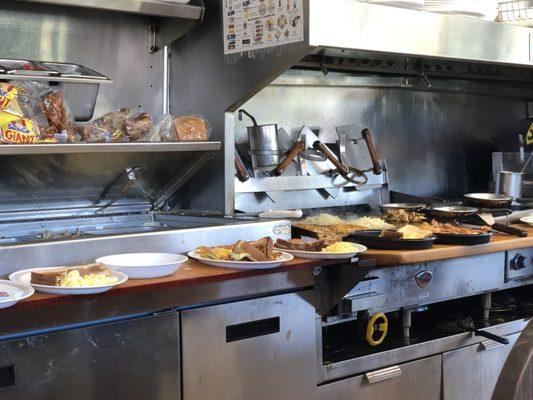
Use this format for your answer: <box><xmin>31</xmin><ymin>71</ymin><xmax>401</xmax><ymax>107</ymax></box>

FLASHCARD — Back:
<box><xmin>510</xmin><ymin>254</ymin><xmax>530</xmax><ymax>270</ymax></box>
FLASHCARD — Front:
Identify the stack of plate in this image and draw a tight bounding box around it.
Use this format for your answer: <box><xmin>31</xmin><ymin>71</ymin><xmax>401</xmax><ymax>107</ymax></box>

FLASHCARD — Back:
<box><xmin>423</xmin><ymin>0</ymin><xmax>498</xmax><ymax>19</ymax></box>
<box><xmin>359</xmin><ymin>0</ymin><xmax>424</xmax><ymax>10</ymax></box>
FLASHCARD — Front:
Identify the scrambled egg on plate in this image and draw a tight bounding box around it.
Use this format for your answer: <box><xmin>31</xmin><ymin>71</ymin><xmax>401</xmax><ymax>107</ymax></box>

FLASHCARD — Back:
<box><xmin>322</xmin><ymin>242</ymin><xmax>360</xmax><ymax>253</ymax></box>
<box><xmin>59</xmin><ymin>270</ymin><xmax>118</xmax><ymax>287</ymax></box>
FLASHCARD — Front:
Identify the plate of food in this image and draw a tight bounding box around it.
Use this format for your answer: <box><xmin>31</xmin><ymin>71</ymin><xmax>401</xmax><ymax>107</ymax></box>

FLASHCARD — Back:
<box><xmin>274</xmin><ymin>238</ymin><xmax>367</xmax><ymax>259</ymax></box>
<box><xmin>9</xmin><ymin>263</ymin><xmax>128</xmax><ymax>295</ymax></box>
<box><xmin>188</xmin><ymin>237</ymin><xmax>293</xmax><ymax>269</ymax></box>
<box><xmin>418</xmin><ymin>220</ymin><xmax>492</xmax><ymax>245</ymax></box>
<box><xmin>0</xmin><ymin>280</ymin><xmax>34</xmax><ymax>309</ymax></box>
<box><xmin>348</xmin><ymin>225</ymin><xmax>436</xmax><ymax>250</ymax></box>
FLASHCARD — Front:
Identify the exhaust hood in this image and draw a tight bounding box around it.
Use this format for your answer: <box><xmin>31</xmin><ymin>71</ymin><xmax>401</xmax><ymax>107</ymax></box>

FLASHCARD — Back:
<box><xmin>308</xmin><ymin>0</ymin><xmax>533</xmax><ymax>68</ymax></box>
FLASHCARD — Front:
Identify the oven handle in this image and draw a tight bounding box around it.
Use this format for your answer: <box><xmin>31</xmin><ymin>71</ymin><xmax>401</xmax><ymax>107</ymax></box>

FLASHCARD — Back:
<box><xmin>364</xmin><ymin>365</ymin><xmax>402</xmax><ymax>384</ymax></box>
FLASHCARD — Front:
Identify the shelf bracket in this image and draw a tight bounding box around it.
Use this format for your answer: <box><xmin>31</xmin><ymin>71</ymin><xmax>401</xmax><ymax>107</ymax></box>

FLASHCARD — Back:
<box><xmin>153</xmin><ymin>150</ymin><xmax>215</xmax><ymax>210</ymax></box>
<box><xmin>149</xmin><ymin>17</ymin><xmax>202</xmax><ymax>54</ymax></box>
<box><xmin>314</xmin><ymin>259</ymin><xmax>376</xmax><ymax>317</ymax></box>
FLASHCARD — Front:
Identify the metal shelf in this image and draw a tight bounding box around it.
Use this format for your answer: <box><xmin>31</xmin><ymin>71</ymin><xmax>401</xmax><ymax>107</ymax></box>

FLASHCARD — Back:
<box><xmin>0</xmin><ymin>141</ymin><xmax>221</xmax><ymax>155</ymax></box>
<box><xmin>17</xmin><ymin>0</ymin><xmax>204</xmax><ymax>19</ymax></box>
<box><xmin>18</xmin><ymin>0</ymin><xmax>205</xmax><ymax>52</ymax></box>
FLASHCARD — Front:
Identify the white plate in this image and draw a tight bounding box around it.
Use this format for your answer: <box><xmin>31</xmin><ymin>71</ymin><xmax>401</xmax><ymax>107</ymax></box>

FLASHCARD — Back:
<box><xmin>9</xmin><ymin>268</ymin><xmax>128</xmax><ymax>295</ymax></box>
<box><xmin>274</xmin><ymin>244</ymin><xmax>367</xmax><ymax>260</ymax></box>
<box><xmin>0</xmin><ymin>280</ymin><xmax>34</xmax><ymax>309</ymax></box>
<box><xmin>188</xmin><ymin>250</ymin><xmax>294</xmax><ymax>270</ymax></box>
<box><xmin>520</xmin><ymin>216</ymin><xmax>533</xmax><ymax>226</ymax></box>
<box><xmin>96</xmin><ymin>253</ymin><xmax>188</xmax><ymax>279</ymax></box>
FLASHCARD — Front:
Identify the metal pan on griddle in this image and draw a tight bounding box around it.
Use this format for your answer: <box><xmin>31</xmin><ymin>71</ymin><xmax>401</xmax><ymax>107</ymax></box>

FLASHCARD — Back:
<box><xmin>464</xmin><ymin>193</ymin><xmax>513</xmax><ymax>209</ymax></box>
<box><xmin>380</xmin><ymin>203</ymin><xmax>427</xmax><ymax>212</ymax></box>
<box><xmin>424</xmin><ymin>205</ymin><xmax>478</xmax><ymax>219</ymax></box>
<box><xmin>347</xmin><ymin>230</ymin><xmax>435</xmax><ymax>250</ymax></box>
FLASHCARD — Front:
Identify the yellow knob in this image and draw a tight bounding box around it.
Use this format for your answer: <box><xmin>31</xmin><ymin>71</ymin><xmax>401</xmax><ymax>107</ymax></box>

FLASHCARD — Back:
<box><xmin>366</xmin><ymin>312</ymin><xmax>388</xmax><ymax>346</ymax></box>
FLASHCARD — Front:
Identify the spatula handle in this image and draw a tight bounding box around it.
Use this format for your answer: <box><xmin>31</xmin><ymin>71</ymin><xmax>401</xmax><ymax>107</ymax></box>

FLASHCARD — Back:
<box><xmin>492</xmin><ymin>223</ymin><xmax>528</xmax><ymax>237</ymax></box>
<box><xmin>362</xmin><ymin>129</ymin><xmax>382</xmax><ymax>175</ymax></box>
<box><xmin>313</xmin><ymin>140</ymin><xmax>349</xmax><ymax>176</ymax></box>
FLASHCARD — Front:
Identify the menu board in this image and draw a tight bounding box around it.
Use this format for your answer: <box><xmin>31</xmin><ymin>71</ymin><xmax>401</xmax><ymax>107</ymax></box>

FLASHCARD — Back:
<box><xmin>223</xmin><ymin>0</ymin><xmax>304</xmax><ymax>55</ymax></box>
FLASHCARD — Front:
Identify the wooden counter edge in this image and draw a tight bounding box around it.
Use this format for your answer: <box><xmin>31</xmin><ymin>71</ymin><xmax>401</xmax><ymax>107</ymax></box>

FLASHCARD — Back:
<box><xmin>1</xmin><ymin>257</ymin><xmax>340</xmax><ymax>313</ymax></box>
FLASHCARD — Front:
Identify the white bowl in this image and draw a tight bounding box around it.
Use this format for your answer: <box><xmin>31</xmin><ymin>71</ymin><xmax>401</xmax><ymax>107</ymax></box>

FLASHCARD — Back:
<box><xmin>95</xmin><ymin>253</ymin><xmax>188</xmax><ymax>279</ymax></box>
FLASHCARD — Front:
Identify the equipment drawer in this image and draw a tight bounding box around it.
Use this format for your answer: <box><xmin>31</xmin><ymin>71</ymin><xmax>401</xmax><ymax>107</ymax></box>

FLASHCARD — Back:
<box><xmin>319</xmin><ymin>354</ymin><xmax>441</xmax><ymax>400</ymax></box>
<box><xmin>442</xmin><ymin>332</ymin><xmax>520</xmax><ymax>400</ymax></box>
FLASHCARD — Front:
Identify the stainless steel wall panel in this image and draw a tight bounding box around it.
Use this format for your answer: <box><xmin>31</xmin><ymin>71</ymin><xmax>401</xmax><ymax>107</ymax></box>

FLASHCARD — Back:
<box><xmin>169</xmin><ymin>0</ymin><xmax>313</xmax><ymax>212</ymax></box>
<box><xmin>0</xmin><ymin>0</ymin><xmax>164</xmax><ymax>118</ymax></box>
<box><xmin>239</xmin><ymin>71</ymin><xmax>529</xmax><ymax>199</ymax></box>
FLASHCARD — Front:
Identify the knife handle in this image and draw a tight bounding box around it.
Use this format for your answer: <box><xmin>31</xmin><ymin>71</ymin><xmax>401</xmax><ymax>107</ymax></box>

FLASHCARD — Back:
<box><xmin>362</xmin><ymin>129</ymin><xmax>382</xmax><ymax>175</ymax></box>
<box><xmin>313</xmin><ymin>140</ymin><xmax>349</xmax><ymax>176</ymax></box>
<box><xmin>492</xmin><ymin>223</ymin><xmax>528</xmax><ymax>237</ymax></box>
<box><xmin>272</xmin><ymin>141</ymin><xmax>304</xmax><ymax>177</ymax></box>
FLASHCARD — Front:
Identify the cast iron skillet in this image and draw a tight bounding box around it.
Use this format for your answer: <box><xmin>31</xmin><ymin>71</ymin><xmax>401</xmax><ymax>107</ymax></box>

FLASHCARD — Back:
<box><xmin>433</xmin><ymin>232</ymin><xmax>492</xmax><ymax>246</ymax></box>
<box><xmin>347</xmin><ymin>230</ymin><xmax>435</xmax><ymax>251</ymax></box>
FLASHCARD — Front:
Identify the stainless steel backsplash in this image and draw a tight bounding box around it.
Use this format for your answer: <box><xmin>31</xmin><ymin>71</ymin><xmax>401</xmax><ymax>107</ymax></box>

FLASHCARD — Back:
<box><xmin>233</xmin><ymin>71</ymin><xmax>532</xmax><ymax>202</ymax></box>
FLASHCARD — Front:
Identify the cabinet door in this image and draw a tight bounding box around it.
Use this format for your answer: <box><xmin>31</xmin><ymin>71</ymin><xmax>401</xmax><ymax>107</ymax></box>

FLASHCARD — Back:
<box><xmin>443</xmin><ymin>333</ymin><xmax>520</xmax><ymax>400</ymax></box>
<box><xmin>0</xmin><ymin>313</ymin><xmax>180</xmax><ymax>400</ymax></box>
<box><xmin>182</xmin><ymin>291</ymin><xmax>317</xmax><ymax>400</ymax></box>
<box><xmin>319</xmin><ymin>355</ymin><xmax>442</xmax><ymax>400</ymax></box>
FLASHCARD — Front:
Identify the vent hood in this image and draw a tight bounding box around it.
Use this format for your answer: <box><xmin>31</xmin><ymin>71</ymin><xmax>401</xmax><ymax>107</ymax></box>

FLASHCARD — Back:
<box><xmin>308</xmin><ymin>0</ymin><xmax>533</xmax><ymax>68</ymax></box>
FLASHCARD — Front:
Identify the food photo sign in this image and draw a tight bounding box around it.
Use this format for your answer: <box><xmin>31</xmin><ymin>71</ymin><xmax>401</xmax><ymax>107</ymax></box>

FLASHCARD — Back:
<box><xmin>223</xmin><ymin>0</ymin><xmax>304</xmax><ymax>55</ymax></box>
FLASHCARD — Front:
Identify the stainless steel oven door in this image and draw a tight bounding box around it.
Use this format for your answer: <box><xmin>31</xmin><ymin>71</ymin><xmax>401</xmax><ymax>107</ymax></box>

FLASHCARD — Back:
<box><xmin>181</xmin><ymin>291</ymin><xmax>317</xmax><ymax>400</ymax></box>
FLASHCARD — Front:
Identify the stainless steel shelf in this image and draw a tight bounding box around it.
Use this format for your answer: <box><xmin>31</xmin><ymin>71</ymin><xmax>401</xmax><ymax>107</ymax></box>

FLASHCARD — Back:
<box><xmin>0</xmin><ymin>141</ymin><xmax>221</xmax><ymax>155</ymax></box>
<box><xmin>18</xmin><ymin>0</ymin><xmax>204</xmax><ymax>19</ymax></box>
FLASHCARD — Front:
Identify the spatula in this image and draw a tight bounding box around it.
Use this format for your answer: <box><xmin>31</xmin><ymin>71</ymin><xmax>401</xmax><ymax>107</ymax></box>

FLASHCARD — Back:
<box><xmin>477</xmin><ymin>213</ymin><xmax>528</xmax><ymax>237</ymax></box>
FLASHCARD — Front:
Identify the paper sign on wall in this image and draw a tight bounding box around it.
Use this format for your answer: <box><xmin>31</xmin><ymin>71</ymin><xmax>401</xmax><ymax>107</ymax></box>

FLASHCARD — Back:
<box><xmin>223</xmin><ymin>0</ymin><xmax>304</xmax><ymax>55</ymax></box>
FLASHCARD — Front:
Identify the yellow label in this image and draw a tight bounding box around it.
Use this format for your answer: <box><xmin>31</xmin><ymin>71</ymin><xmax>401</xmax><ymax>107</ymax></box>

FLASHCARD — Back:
<box><xmin>0</xmin><ymin>117</ymin><xmax>38</xmax><ymax>144</ymax></box>
<box><xmin>526</xmin><ymin>122</ymin><xmax>533</xmax><ymax>146</ymax></box>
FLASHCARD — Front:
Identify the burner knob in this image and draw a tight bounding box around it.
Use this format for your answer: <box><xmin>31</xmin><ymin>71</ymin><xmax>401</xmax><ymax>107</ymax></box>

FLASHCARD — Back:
<box><xmin>510</xmin><ymin>254</ymin><xmax>530</xmax><ymax>270</ymax></box>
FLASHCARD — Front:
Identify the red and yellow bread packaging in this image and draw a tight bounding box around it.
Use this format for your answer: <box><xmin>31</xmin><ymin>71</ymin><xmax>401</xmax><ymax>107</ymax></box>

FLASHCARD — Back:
<box><xmin>0</xmin><ymin>112</ymin><xmax>39</xmax><ymax>144</ymax></box>
<box><xmin>0</xmin><ymin>83</ymin><xmax>40</xmax><ymax>143</ymax></box>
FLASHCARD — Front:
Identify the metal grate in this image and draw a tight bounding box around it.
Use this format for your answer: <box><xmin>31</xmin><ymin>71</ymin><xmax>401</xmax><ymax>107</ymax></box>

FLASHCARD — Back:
<box><xmin>498</xmin><ymin>1</ymin><xmax>533</xmax><ymax>23</ymax></box>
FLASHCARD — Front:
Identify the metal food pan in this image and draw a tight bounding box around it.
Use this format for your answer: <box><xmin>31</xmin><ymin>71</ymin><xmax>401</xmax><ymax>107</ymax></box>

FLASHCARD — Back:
<box><xmin>0</xmin><ymin>59</ymin><xmax>59</xmax><ymax>76</ymax></box>
<box><xmin>41</xmin><ymin>61</ymin><xmax>109</xmax><ymax>80</ymax></box>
